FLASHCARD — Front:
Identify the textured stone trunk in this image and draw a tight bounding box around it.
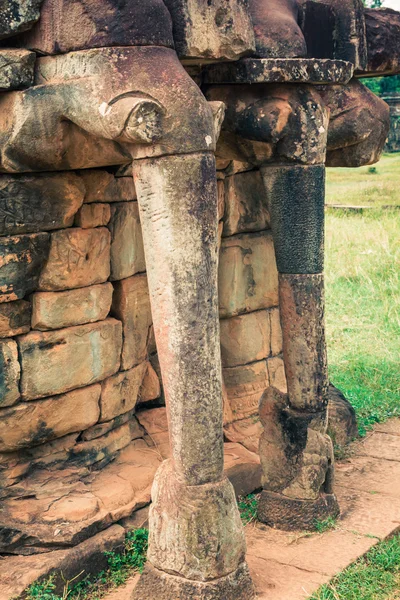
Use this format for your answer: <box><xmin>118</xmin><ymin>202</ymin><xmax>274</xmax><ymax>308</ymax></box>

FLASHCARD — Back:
<box><xmin>258</xmin><ymin>162</ymin><xmax>339</xmax><ymax>530</ymax></box>
<box><xmin>132</xmin><ymin>152</ymin><xmax>255</xmax><ymax>598</ymax></box>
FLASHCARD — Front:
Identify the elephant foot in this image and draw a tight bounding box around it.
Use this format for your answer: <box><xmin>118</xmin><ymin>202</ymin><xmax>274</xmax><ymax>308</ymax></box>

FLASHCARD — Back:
<box><xmin>257</xmin><ymin>490</ymin><xmax>340</xmax><ymax>531</ymax></box>
<box><xmin>132</xmin><ymin>562</ymin><xmax>256</xmax><ymax>600</ymax></box>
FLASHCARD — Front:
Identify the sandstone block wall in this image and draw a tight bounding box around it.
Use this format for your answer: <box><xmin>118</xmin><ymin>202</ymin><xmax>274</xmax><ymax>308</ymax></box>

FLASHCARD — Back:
<box><xmin>0</xmin><ymin>162</ymin><xmax>283</xmax><ymax>553</ymax></box>
<box><xmin>383</xmin><ymin>95</ymin><xmax>400</xmax><ymax>153</ymax></box>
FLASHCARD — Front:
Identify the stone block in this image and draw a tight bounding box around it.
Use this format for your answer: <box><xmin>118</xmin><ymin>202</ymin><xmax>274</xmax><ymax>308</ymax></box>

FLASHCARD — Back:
<box><xmin>223</xmin><ymin>170</ymin><xmax>270</xmax><ymax>237</ymax></box>
<box><xmin>111</xmin><ymin>274</ymin><xmax>152</xmax><ymax>371</ymax></box>
<box><xmin>139</xmin><ymin>362</ymin><xmax>161</xmax><ymax>403</ymax></box>
<box><xmin>38</xmin><ymin>228</ymin><xmax>110</xmax><ymax>291</ymax></box>
<box><xmin>108</xmin><ymin>202</ymin><xmax>145</xmax><ymax>281</ymax></box>
<box><xmin>224</xmin><ymin>418</ymin><xmax>263</xmax><ymax>454</ymax></box>
<box><xmin>267</xmin><ymin>357</ymin><xmax>287</xmax><ymax>393</ymax></box>
<box><xmin>270</xmin><ymin>308</ymin><xmax>283</xmax><ymax>356</ymax></box>
<box><xmin>0</xmin><ymin>300</ymin><xmax>30</xmax><ymax>337</ymax></box>
<box><xmin>0</xmin><ymin>233</ymin><xmax>50</xmax><ymax>303</ymax></box>
<box><xmin>31</xmin><ymin>283</ymin><xmax>113</xmax><ymax>331</ymax></box>
<box><xmin>74</xmin><ymin>204</ymin><xmax>111</xmax><ymax>228</ymax></box>
<box><xmin>364</xmin><ymin>8</ymin><xmax>400</xmax><ymax>75</ymax></box>
<box><xmin>100</xmin><ymin>362</ymin><xmax>148</xmax><ymax>422</ymax></box>
<box><xmin>0</xmin><ymin>0</ymin><xmax>43</xmax><ymax>39</ymax></box>
<box><xmin>0</xmin><ymin>50</ymin><xmax>36</xmax><ymax>91</ymax></box>
<box><xmin>0</xmin><ymin>339</ymin><xmax>20</xmax><ymax>408</ymax></box>
<box><xmin>81</xmin><ymin>408</ymin><xmax>137</xmax><ymax>442</ymax></box>
<box><xmin>18</xmin><ymin>319</ymin><xmax>122</xmax><ymax>400</ymax></box>
<box><xmin>220</xmin><ymin>310</ymin><xmax>271</xmax><ymax>368</ymax></box>
<box><xmin>0</xmin><ymin>384</ymin><xmax>100</xmax><ymax>452</ymax></box>
<box><xmin>0</xmin><ymin>172</ymin><xmax>85</xmax><ymax>236</ymax></box>
<box><xmin>162</xmin><ymin>0</ymin><xmax>255</xmax><ymax>60</ymax></box>
<box><xmin>79</xmin><ymin>171</ymin><xmax>136</xmax><ymax>204</ymax></box>
<box><xmin>21</xmin><ymin>0</ymin><xmax>174</xmax><ymax>54</ymax></box>
<box><xmin>223</xmin><ymin>360</ymin><xmax>269</xmax><ymax>421</ymax></box>
<box><xmin>218</xmin><ymin>232</ymin><xmax>278</xmax><ymax>318</ymax></box>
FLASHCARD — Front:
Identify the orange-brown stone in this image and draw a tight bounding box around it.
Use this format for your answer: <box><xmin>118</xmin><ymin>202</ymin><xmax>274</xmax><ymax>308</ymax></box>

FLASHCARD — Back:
<box><xmin>100</xmin><ymin>362</ymin><xmax>148</xmax><ymax>422</ymax></box>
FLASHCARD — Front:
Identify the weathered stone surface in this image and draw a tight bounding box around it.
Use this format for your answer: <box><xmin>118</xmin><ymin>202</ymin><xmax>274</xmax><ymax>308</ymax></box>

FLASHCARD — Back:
<box><xmin>0</xmin><ymin>49</ymin><xmax>36</xmax><ymax>91</ymax></box>
<box><xmin>223</xmin><ymin>170</ymin><xmax>270</xmax><ymax>237</ymax></box>
<box><xmin>74</xmin><ymin>203</ymin><xmax>111</xmax><ymax>228</ymax></box>
<box><xmin>80</xmin><ymin>171</ymin><xmax>136</xmax><ymax>204</ymax></box>
<box><xmin>133</xmin><ymin>562</ymin><xmax>256</xmax><ymax>600</ymax></box>
<box><xmin>204</xmin><ymin>58</ymin><xmax>353</xmax><ymax>85</ymax></box>
<box><xmin>0</xmin><ymin>339</ymin><xmax>20</xmax><ymax>408</ymax></box>
<box><xmin>249</xmin><ymin>0</ymin><xmax>306</xmax><ymax>59</ymax></box>
<box><xmin>139</xmin><ymin>362</ymin><xmax>161</xmax><ymax>403</ymax></box>
<box><xmin>100</xmin><ymin>362</ymin><xmax>147</xmax><ymax>422</ymax></box>
<box><xmin>108</xmin><ymin>202</ymin><xmax>145</xmax><ymax>281</ymax></box>
<box><xmin>0</xmin><ymin>0</ymin><xmax>43</xmax><ymax>39</ymax></box>
<box><xmin>147</xmin><ymin>460</ymin><xmax>247</xmax><ymax>580</ymax></box>
<box><xmin>279</xmin><ymin>273</ymin><xmax>328</xmax><ymax>412</ymax></box>
<box><xmin>224</xmin><ymin>419</ymin><xmax>263</xmax><ymax>455</ymax></box>
<box><xmin>328</xmin><ymin>383</ymin><xmax>358</xmax><ymax>447</ymax></box>
<box><xmin>262</xmin><ymin>165</ymin><xmax>325</xmax><ymax>274</ymax></box>
<box><xmin>81</xmin><ymin>409</ymin><xmax>142</xmax><ymax>442</ymax></box>
<box><xmin>18</xmin><ymin>319</ymin><xmax>122</xmax><ymax>400</ymax></box>
<box><xmin>223</xmin><ymin>360</ymin><xmax>269</xmax><ymax>421</ymax></box>
<box><xmin>364</xmin><ymin>8</ymin><xmax>400</xmax><ymax>76</ymax></box>
<box><xmin>38</xmin><ymin>228</ymin><xmax>110</xmax><ymax>291</ymax></box>
<box><xmin>0</xmin><ymin>172</ymin><xmax>85</xmax><ymax>235</ymax></box>
<box><xmin>220</xmin><ymin>310</ymin><xmax>271</xmax><ymax>368</ymax></box>
<box><xmin>267</xmin><ymin>357</ymin><xmax>287</xmax><ymax>393</ymax></box>
<box><xmin>21</xmin><ymin>0</ymin><xmax>174</xmax><ymax>54</ymax></box>
<box><xmin>0</xmin><ymin>299</ymin><xmax>30</xmax><ymax>337</ymax></box>
<box><xmin>111</xmin><ymin>274</ymin><xmax>152</xmax><ymax>371</ymax></box>
<box><xmin>0</xmin><ymin>385</ymin><xmax>100</xmax><ymax>452</ymax></box>
<box><xmin>31</xmin><ymin>283</ymin><xmax>113</xmax><ymax>330</ymax></box>
<box><xmin>270</xmin><ymin>308</ymin><xmax>283</xmax><ymax>356</ymax></box>
<box><xmin>162</xmin><ymin>0</ymin><xmax>255</xmax><ymax>61</ymax></box>
<box><xmin>218</xmin><ymin>232</ymin><xmax>278</xmax><ymax>318</ymax></box>
<box><xmin>136</xmin><ymin>407</ymin><xmax>170</xmax><ymax>460</ymax></box>
<box><xmin>0</xmin><ymin>233</ymin><xmax>50</xmax><ymax>302</ymax></box>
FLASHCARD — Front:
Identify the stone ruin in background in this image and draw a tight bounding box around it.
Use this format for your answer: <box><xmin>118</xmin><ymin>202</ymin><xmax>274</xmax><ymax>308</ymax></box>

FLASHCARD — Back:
<box><xmin>384</xmin><ymin>95</ymin><xmax>400</xmax><ymax>152</ymax></box>
<box><xmin>0</xmin><ymin>0</ymin><xmax>398</xmax><ymax>598</ymax></box>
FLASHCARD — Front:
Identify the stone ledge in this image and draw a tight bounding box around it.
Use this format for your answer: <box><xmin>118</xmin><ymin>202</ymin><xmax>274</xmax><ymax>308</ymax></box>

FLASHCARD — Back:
<box><xmin>204</xmin><ymin>58</ymin><xmax>354</xmax><ymax>85</ymax></box>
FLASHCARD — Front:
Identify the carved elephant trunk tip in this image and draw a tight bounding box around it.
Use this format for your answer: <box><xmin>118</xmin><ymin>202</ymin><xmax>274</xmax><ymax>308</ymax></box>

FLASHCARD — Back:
<box><xmin>101</xmin><ymin>96</ymin><xmax>165</xmax><ymax>144</ymax></box>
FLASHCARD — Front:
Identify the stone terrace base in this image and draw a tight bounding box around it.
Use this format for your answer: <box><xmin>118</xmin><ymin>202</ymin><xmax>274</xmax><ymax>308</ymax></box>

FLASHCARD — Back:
<box><xmin>132</xmin><ymin>562</ymin><xmax>256</xmax><ymax>600</ymax></box>
<box><xmin>257</xmin><ymin>491</ymin><xmax>340</xmax><ymax>532</ymax></box>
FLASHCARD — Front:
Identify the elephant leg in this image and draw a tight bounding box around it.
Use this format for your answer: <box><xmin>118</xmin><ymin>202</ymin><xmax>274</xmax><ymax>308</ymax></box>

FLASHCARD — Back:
<box><xmin>258</xmin><ymin>163</ymin><xmax>339</xmax><ymax>530</ymax></box>
<box><xmin>132</xmin><ymin>152</ymin><xmax>255</xmax><ymax>599</ymax></box>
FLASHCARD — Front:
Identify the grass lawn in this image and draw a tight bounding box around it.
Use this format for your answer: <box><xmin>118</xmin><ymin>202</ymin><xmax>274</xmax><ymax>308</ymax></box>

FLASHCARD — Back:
<box><xmin>325</xmin><ymin>154</ymin><xmax>400</xmax><ymax>435</ymax></box>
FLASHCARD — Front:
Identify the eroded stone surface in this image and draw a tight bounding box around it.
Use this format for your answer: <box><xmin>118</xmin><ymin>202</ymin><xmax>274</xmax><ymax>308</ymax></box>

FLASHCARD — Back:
<box><xmin>0</xmin><ymin>233</ymin><xmax>50</xmax><ymax>302</ymax></box>
<box><xmin>38</xmin><ymin>228</ymin><xmax>110</xmax><ymax>291</ymax></box>
<box><xmin>219</xmin><ymin>232</ymin><xmax>279</xmax><ymax>318</ymax></box>
<box><xmin>108</xmin><ymin>202</ymin><xmax>145</xmax><ymax>281</ymax></box>
<box><xmin>223</xmin><ymin>360</ymin><xmax>269</xmax><ymax>422</ymax></box>
<box><xmin>0</xmin><ymin>338</ymin><xmax>20</xmax><ymax>407</ymax></box>
<box><xmin>223</xmin><ymin>170</ymin><xmax>270</xmax><ymax>237</ymax></box>
<box><xmin>220</xmin><ymin>310</ymin><xmax>271</xmax><ymax>368</ymax></box>
<box><xmin>75</xmin><ymin>203</ymin><xmax>111</xmax><ymax>228</ymax></box>
<box><xmin>31</xmin><ymin>283</ymin><xmax>113</xmax><ymax>330</ymax></box>
<box><xmin>0</xmin><ymin>384</ymin><xmax>100</xmax><ymax>452</ymax></box>
<box><xmin>80</xmin><ymin>171</ymin><xmax>136</xmax><ymax>203</ymax></box>
<box><xmin>0</xmin><ymin>0</ymin><xmax>43</xmax><ymax>39</ymax></box>
<box><xmin>0</xmin><ymin>299</ymin><xmax>30</xmax><ymax>337</ymax></box>
<box><xmin>18</xmin><ymin>319</ymin><xmax>122</xmax><ymax>400</ymax></box>
<box><xmin>100</xmin><ymin>362</ymin><xmax>148</xmax><ymax>422</ymax></box>
<box><xmin>0</xmin><ymin>49</ymin><xmax>36</xmax><ymax>91</ymax></box>
<box><xmin>111</xmin><ymin>274</ymin><xmax>152</xmax><ymax>371</ymax></box>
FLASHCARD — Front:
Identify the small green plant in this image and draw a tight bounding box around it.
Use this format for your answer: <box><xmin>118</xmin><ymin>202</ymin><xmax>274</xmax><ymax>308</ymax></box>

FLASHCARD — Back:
<box><xmin>314</xmin><ymin>516</ymin><xmax>337</xmax><ymax>534</ymax></box>
<box><xmin>24</xmin><ymin>529</ymin><xmax>149</xmax><ymax>600</ymax></box>
<box><xmin>238</xmin><ymin>493</ymin><xmax>259</xmax><ymax>525</ymax></box>
<box><xmin>367</xmin><ymin>166</ymin><xmax>378</xmax><ymax>174</ymax></box>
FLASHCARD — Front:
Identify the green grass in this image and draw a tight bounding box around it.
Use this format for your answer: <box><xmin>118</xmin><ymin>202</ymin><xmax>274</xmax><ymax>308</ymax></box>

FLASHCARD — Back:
<box><xmin>314</xmin><ymin>517</ymin><xmax>338</xmax><ymax>534</ymax></box>
<box><xmin>238</xmin><ymin>493</ymin><xmax>259</xmax><ymax>525</ymax></box>
<box><xmin>325</xmin><ymin>158</ymin><xmax>400</xmax><ymax>435</ymax></box>
<box><xmin>326</xmin><ymin>153</ymin><xmax>400</xmax><ymax>208</ymax></box>
<box><xmin>310</xmin><ymin>534</ymin><xmax>400</xmax><ymax>600</ymax></box>
<box><xmin>24</xmin><ymin>529</ymin><xmax>148</xmax><ymax>600</ymax></box>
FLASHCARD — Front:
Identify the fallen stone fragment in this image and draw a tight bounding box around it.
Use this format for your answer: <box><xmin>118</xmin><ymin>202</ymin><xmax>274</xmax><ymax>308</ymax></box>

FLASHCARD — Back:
<box><xmin>0</xmin><ymin>49</ymin><xmax>36</xmax><ymax>91</ymax></box>
<box><xmin>31</xmin><ymin>283</ymin><xmax>113</xmax><ymax>330</ymax></box>
<box><xmin>0</xmin><ymin>232</ymin><xmax>50</xmax><ymax>302</ymax></box>
<box><xmin>0</xmin><ymin>384</ymin><xmax>100</xmax><ymax>452</ymax></box>
<box><xmin>0</xmin><ymin>299</ymin><xmax>30</xmax><ymax>337</ymax></box>
<box><xmin>38</xmin><ymin>228</ymin><xmax>110</xmax><ymax>291</ymax></box>
<box><xmin>18</xmin><ymin>319</ymin><xmax>122</xmax><ymax>400</ymax></box>
<box><xmin>0</xmin><ymin>339</ymin><xmax>20</xmax><ymax>408</ymax></box>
